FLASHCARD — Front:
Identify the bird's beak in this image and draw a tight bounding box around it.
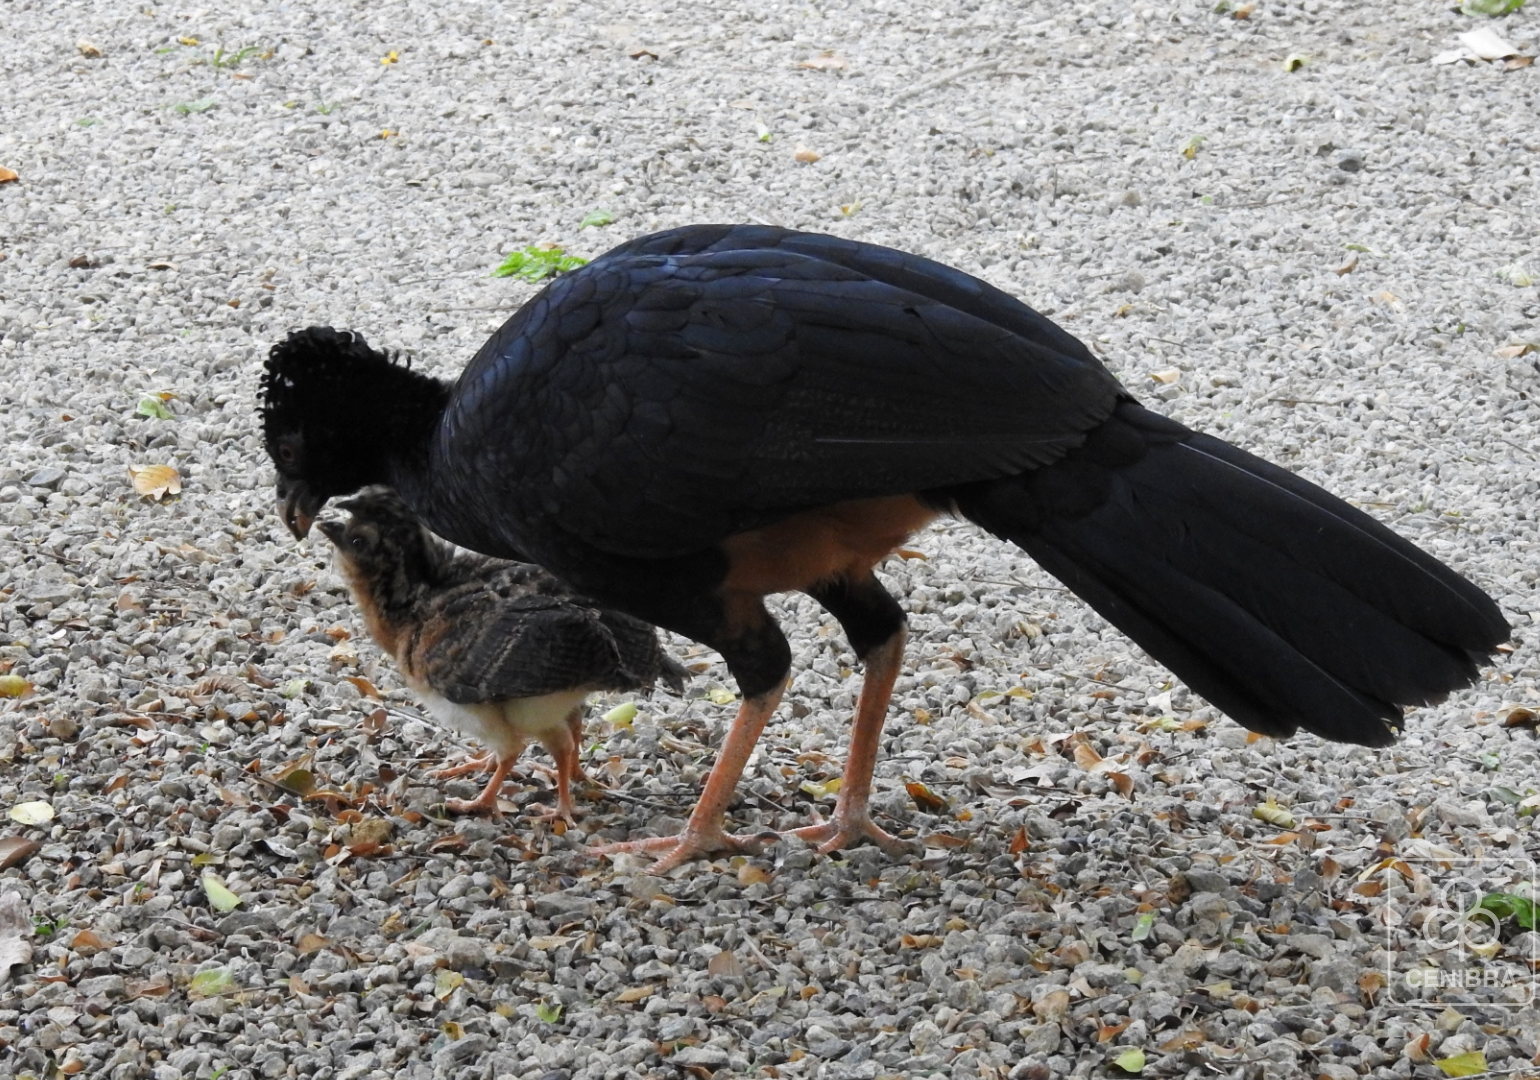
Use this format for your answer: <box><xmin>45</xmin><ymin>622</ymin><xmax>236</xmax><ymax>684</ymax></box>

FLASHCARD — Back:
<box><xmin>277</xmin><ymin>477</ymin><xmax>326</xmax><ymax>540</ymax></box>
<box><xmin>316</xmin><ymin>519</ymin><xmax>345</xmax><ymax>546</ymax></box>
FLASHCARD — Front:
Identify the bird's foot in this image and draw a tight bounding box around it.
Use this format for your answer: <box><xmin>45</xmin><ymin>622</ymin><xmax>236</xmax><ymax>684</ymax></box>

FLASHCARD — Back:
<box><xmin>444</xmin><ymin>790</ymin><xmax>504</xmax><ymax>816</ymax></box>
<box><xmin>588</xmin><ymin>823</ymin><xmax>777</xmax><ymax>874</ymax></box>
<box><xmin>432</xmin><ymin>752</ymin><xmax>498</xmax><ymax>781</ymax></box>
<box><xmin>790</xmin><ymin>807</ymin><xmax>917</xmax><ymax>858</ymax></box>
<box><xmin>526</xmin><ymin>797</ymin><xmax>578</xmax><ymax>828</ymax></box>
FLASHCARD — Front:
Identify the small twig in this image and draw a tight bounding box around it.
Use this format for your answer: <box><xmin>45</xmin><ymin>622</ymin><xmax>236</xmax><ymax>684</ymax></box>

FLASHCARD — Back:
<box><xmin>886</xmin><ymin>59</ymin><xmax>1000</xmax><ymax>108</ymax></box>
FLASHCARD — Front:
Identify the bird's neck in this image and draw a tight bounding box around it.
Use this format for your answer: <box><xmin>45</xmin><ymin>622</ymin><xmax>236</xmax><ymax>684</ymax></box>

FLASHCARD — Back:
<box><xmin>372</xmin><ymin>373</ymin><xmax>451</xmax><ymax>497</ymax></box>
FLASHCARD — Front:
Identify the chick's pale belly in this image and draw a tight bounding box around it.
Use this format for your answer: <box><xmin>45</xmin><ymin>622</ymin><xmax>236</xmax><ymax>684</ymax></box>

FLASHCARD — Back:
<box><xmin>405</xmin><ymin>679</ymin><xmax>589</xmax><ymax>758</ymax></box>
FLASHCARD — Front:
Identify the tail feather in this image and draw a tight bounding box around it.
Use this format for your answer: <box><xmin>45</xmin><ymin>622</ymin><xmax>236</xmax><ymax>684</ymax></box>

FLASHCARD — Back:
<box><xmin>949</xmin><ymin>401</ymin><xmax>1508</xmax><ymax>745</ymax></box>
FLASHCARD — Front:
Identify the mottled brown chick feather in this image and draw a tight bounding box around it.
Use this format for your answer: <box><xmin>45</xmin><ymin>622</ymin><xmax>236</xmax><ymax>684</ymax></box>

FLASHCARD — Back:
<box><xmin>321</xmin><ymin>487</ymin><xmax>684</xmax><ymax>818</ymax></box>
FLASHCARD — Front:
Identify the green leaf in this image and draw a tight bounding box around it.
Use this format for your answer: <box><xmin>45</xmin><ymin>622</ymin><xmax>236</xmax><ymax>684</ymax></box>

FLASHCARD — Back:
<box><xmin>1436</xmin><ymin>1050</ymin><xmax>1489</xmax><ymax>1077</ymax></box>
<box><xmin>173</xmin><ymin>98</ymin><xmax>218</xmax><ymax>115</ymax></box>
<box><xmin>706</xmin><ymin>687</ymin><xmax>737</xmax><ymax>706</ymax></box>
<box><xmin>1130</xmin><ymin>912</ymin><xmax>1156</xmax><ymax>942</ymax></box>
<box><xmin>189</xmin><ymin>967</ymin><xmax>236</xmax><ymax>999</ymax></box>
<box><xmin>1461</xmin><ymin>0</ymin><xmax>1524</xmax><ymax>15</ymax></box>
<box><xmin>490</xmin><ymin>245</ymin><xmax>589</xmax><ymax>283</ymax></box>
<box><xmin>9</xmin><ymin>801</ymin><xmax>54</xmax><ymax>825</ymax></box>
<box><xmin>202</xmin><ymin>873</ymin><xmax>242</xmax><ymax>912</ymax></box>
<box><xmin>434</xmin><ymin>969</ymin><xmax>464</xmax><ymax>1000</ymax></box>
<box><xmin>1113</xmin><ymin>1048</ymin><xmax>1146</xmax><ymax>1074</ymax></box>
<box><xmin>1180</xmin><ymin>135</ymin><xmax>1205</xmax><ymax>160</ymax></box>
<box><xmin>579</xmin><ymin>209</ymin><xmax>615</xmax><ymax>229</ymax></box>
<box><xmin>602</xmin><ymin>701</ymin><xmax>638</xmax><ymax>728</ymax></box>
<box><xmin>1479</xmin><ymin>892</ymin><xmax>1538</xmax><ymax>930</ymax></box>
<box><xmin>536</xmin><ymin>1001</ymin><xmax>563</xmax><ymax>1023</ymax></box>
<box><xmin>1497</xmin><ymin>263</ymin><xmax>1536</xmax><ymax>288</ymax></box>
<box><xmin>1489</xmin><ymin>786</ymin><xmax>1525</xmax><ymax>805</ymax></box>
<box><xmin>136</xmin><ymin>396</ymin><xmax>174</xmax><ymax>420</ymax></box>
<box><xmin>282</xmin><ymin>678</ymin><xmax>309</xmax><ymax>699</ymax></box>
<box><xmin>1283</xmin><ymin>54</ymin><xmax>1308</xmax><ymax>71</ymax></box>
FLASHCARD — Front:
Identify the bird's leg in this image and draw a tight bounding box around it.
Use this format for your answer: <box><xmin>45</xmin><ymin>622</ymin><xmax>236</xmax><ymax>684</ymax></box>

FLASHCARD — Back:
<box><xmin>790</xmin><ymin>628</ymin><xmax>915</xmax><ymax>857</ymax></box>
<box><xmin>588</xmin><ymin>679</ymin><xmax>786</xmax><ymax>872</ymax></box>
<box><xmin>794</xmin><ymin>574</ymin><xmax>916</xmax><ymax>857</ymax></box>
<box><xmin>432</xmin><ymin>751</ymin><xmax>500</xmax><ymax>780</ymax></box>
<box><xmin>444</xmin><ymin>748</ymin><xmax>521</xmax><ymax>815</ymax></box>
<box><xmin>527</xmin><ymin>707</ymin><xmax>587</xmax><ymax>826</ymax></box>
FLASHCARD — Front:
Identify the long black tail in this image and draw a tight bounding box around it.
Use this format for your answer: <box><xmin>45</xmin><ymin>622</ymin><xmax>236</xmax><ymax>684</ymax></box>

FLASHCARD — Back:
<box><xmin>947</xmin><ymin>400</ymin><xmax>1509</xmax><ymax>746</ymax></box>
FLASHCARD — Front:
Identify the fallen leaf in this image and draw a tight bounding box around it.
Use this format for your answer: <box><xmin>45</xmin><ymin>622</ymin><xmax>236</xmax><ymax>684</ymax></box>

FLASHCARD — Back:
<box><xmin>1112</xmin><ymin>1047</ymin><xmax>1146</xmax><ymax>1074</ymax></box>
<box><xmin>1073</xmin><ymin>742</ymin><xmax>1104</xmax><ymax>771</ymax></box>
<box><xmin>1494</xmin><ymin>344</ymin><xmax>1537</xmax><ymax>359</ymax></box>
<box><xmin>901</xmin><ymin>933</ymin><xmax>943</xmax><ymax>949</ymax></box>
<box><xmin>1131</xmin><ymin>911</ymin><xmax>1156</xmax><ymax>941</ymax></box>
<box><xmin>1008</xmin><ymin>824</ymin><xmax>1028</xmax><ymax>855</ymax></box>
<box><xmin>0</xmin><ymin>167</ymin><xmax>19</xmax><ymax>184</ymax></box>
<box><xmin>77</xmin><ymin>40</ymin><xmax>103</xmax><ymax>57</ymax></box>
<box><xmin>527</xmin><ymin>935</ymin><xmax>572</xmax><ymax>951</ymax></box>
<box><xmin>793</xmin><ymin>145</ymin><xmax>822</xmax><ymax>163</ymax></box>
<box><xmin>706</xmin><ymin>687</ymin><xmax>736</xmax><ymax>706</ymax></box>
<box><xmin>1253</xmin><ymin>798</ymin><xmax>1296</xmax><ymax>829</ymax></box>
<box><xmin>276</xmin><ymin>768</ymin><xmax>315</xmax><ymax>796</ymax></box>
<box><xmin>0</xmin><ymin>892</ymin><xmax>32</xmax><ymax>985</ymax></box>
<box><xmin>536</xmin><ymin>1001</ymin><xmax>562</xmax><ymax>1023</ymax></box>
<box><xmin>1461</xmin><ymin>0</ymin><xmax>1525</xmax><ymax>13</ymax></box>
<box><xmin>707</xmin><ymin>950</ymin><xmax>745</xmax><ymax>977</ymax></box>
<box><xmin>1282</xmin><ymin>53</ymin><xmax>1308</xmax><ymax>71</ymax></box>
<box><xmin>615</xmin><ymin>985</ymin><xmax>654</xmax><ymax>1003</ymax></box>
<box><xmin>70</xmin><ymin>929</ymin><xmax>109</xmax><ymax>954</ymax></box>
<box><xmin>128</xmin><ymin>463</ymin><xmax>181</xmax><ymax>500</ymax></box>
<box><xmin>0</xmin><ymin>675</ymin><xmax>30</xmax><ymax>698</ymax></box>
<box><xmin>188</xmin><ymin>967</ymin><xmax>235</xmax><ymax>999</ymax></box>
<box><xmin>1333</xmin><ymin>254</ymin><xmax>1359</xmax><ymax>276</ymax></box>
<box><xmin>1150</xmin><ymin>368</ymin><xmax>1181</xmax><ymax>384</ymax></box>
<box><xmin>9</xmin><ymin>801</ymin><xmax>53</xmax><ymax>826</ymax></box>
<box><xmin>1108</xmin><ymin>772</ymin><xmax>1135</xmax><ymax>798</ymax></box>
<box><xmin>0</xmin><ymin>838</ymin><xmax>41</xmax><ymax>871</ymax></box>
<box><xmin>798</xmin><ymin>51</ymin><xmax>848</xmax><ymax>70</ymax></box>
<box><xmin>344</xmin><ymin>674</ymin><xmax>380</xmax><ymax>699</ymax></box>
<box><xmin>1232</xmin><ymin>2</ymin><xmax>1256</xmax><ymax>16</ymax></box>
<box><xmin>381</xmin><ymin>50</ymin><xmax>399</xmax><ymax>64</ymax></box>
<box><xmin>202</xmin><ymin>874</ymin><xmax>242</xmax><ymax>913</ymax></box>
<box><xmin>905</xmin><ymin>780</ymin><xmax>949</xmax><ymax>813</ymax></box>
<box><xmin>1436</xmin><ymin>1050</ymin><xmax>1489</xmax><ymax>1077</ymax></box>
<box><xmin>434</xmin><ymin>969</ymin><xmax>463</xmax><ymax>1000</ymax></box>
<box><xmin>737</xmin><ymin>863</ymin><xmax>772</xmax><ymax>886</ymax></box>
<box><xmin>603</xmin><ymin>701</ymin><xmax>638</xmax><ymax>727</ymax></box>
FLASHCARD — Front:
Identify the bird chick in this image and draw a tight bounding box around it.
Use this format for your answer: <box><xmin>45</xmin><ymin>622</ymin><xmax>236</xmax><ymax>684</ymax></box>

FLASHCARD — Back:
<box><xmin>319</xmin><ymin>488</ymin><xmax>685</xmax><ymax>820</ymax></box>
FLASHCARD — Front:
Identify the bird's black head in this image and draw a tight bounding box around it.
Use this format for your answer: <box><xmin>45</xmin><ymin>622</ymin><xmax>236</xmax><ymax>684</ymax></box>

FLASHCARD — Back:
<box><xmin>261</xmin><ymin>326</ymin><xmax>451</xmax><ymax>539</ymax></box>
<box><xmin>317</xmin><ymin>488</ymin><xmax>445</xmax><ymax>605</ymax></box>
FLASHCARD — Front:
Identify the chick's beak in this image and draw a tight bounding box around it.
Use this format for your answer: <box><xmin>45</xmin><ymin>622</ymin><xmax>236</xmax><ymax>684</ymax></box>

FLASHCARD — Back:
<box><xmin>277</xmin><ymin>477</ymin><xmax>326</xmax><ymax>540</ymax></box>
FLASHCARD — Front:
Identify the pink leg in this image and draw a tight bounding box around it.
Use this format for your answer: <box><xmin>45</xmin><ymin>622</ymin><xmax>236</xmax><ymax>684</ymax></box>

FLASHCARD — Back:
<box><xmin>433</xmin><ymin>751</ymin><xmax>499</xmax><ymax>781</ymax></box>
<box><xmin>445</xmin><ymin>750</ymin><xmax>521</xmax><ymax>815</ymax></box>
<box><xmin>528</xmin><ymin>707</ymin><xmax>587</xmax><ymax>826</ymax></box>
<box><xmin>588</xmin><ymin>679</ymin><xmax>786</xmax><ymax>872</ymax></box>
<box><xmin>790</xmin><ymin>629</ymin><xmax>915</xmax><ymax>857</ymax></box>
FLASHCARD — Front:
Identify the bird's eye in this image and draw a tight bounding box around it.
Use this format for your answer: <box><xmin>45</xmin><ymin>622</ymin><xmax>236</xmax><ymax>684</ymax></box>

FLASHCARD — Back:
<box><xmin>277</xmin><ymin>444</ymin><xmax>297</xmax><ymax>465</ymax></box>
<box><xmin>349</xmin><ymin>535</ymin><xmax>367</xmax><ymax>551</ymax></box>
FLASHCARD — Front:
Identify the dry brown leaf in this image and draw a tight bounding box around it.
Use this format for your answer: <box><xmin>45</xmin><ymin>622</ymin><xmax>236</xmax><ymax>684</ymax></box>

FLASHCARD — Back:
<box><xmin>70</xmin><ymin>929</ymin><xmax>109</xmax><ymax>954</ymax></box>
<box><xmin>1501</xmin><ymin>707</ymin><xmax>1537</xmax><ymax>729</ymax></box>
<box><xmin>1033</xmin><ymin>989</ymin><xmax>1071</xmax><ymax>1022</ymax></box>
<box><xmin>1150</xmin><ymin>368</ymin><xmax>1181</xmax><ymax>385</ymax></box>
<box><xmin>901</xmin><ymin>933</ymin><xmax>943</xmax><ymax>949</ymax></box>
<box><xmin>1333</xmin><ymin>253</ymin><xmax>1359</xmax><ymax>276</ymax></box>
<box><xmin>793</xmin><ymin>145</ymin><xmax>821</xmax><ymax>163</ymax></box>
<box><xmin>737</xmin><ymin>863</ymin><xmax>771</xmax><ymax>886</ymax></box>
<box><xmin>1160</xmin><ymin>1030</ymin><xmax>1207</xmax><ymax>1051</ymax></box>
<box><xmin>1233</xmin><ymin>2</ymin><xmax>1256</xmax><ymax>16</ymax></box>
<box><xmin>0</xmin><ymin>892</ymin><xmax>32</xmax><ymax>986</ymax></box>
<box><xmin>798</xmin><ymin>51</ymin><xmax>848</xmax><ymax>70</ymax></box>
<box><xmin>345</xmin><ymin>675</ymin><xmax>382</xmax><ymax>699</ymax></box>
<box><xmin>0</xmin><ymin>838</ymin><xmax>40</xmax><ymax>871</ymax></box>
<box><xmin>615</xmin><ymin>984</ymin><xmax>654</xmax><ymax>1003</ymax></box>
<box><xmin>707</xmin><ymin>950</ymin><xmax>745</xmax><ymax>978</ymax></box>
<box><xmin>0</xmin><ymin>167</ymin><xmax>17</xmax><ymax>184</ymax></box>
<box><xmin>1073</xmin><ymin>742</ymin><xmax>1104</xmax><ymax>771</ymax></box>
<box><xmin>77</xmin><ymin>40</ymin><xmax>103</xmax><ymax>57</ymax></box>
<box><xmin>295</xmin><ymin>933</ymin><xmax>330</xmax><ymax>954</ymax></box>
<box><xmin>905</xmin><ymin>780</ymin><xmax>949</xmax><ymax>813</ymax></box>
<box><xmin>1008</xmin><ymin>824</ymin><xmax>1028</xmax><ymax>855</ymax></box>
<box><xmin>1108</xmin><ymin>772</ymin><xmax>1134</xmax><ymax>799</ymax></box>
<box><xmin>128</xmin><ymin>463</ymin><xmax>181</xmax><ymax>501</ymax></box>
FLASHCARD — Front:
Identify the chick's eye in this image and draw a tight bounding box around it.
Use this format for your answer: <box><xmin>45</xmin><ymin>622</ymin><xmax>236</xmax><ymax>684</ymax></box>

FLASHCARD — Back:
<box><xmin>349</xmin><ymin>536</ymin><xmax>366</xmax><ymax>551</ymax></box>
<box><xmin>277</xmin><ymin>444</ymin><xmax>297</xmax><ymax>464</ymax></box>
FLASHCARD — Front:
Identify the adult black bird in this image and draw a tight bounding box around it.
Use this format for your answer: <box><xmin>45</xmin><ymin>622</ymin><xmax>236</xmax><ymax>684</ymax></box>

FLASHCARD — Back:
<box><xmin>319</xmin><ymin>488</ymin><xmax>685</xmax><ymax>821</ymax></box>
<box><xmin>262</xmin><ymin>224</ymin><xmax>1508</xmax><ymax>870</ymax></box>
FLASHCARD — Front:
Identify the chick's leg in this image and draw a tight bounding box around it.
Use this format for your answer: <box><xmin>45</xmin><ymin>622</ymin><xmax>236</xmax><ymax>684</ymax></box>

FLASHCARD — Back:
<box><xmin>588</xmin><ymin>679</ymin><xmax>786</xmax><ymax>872</ymax></box>
<box><xmin>433</xmin><ymin>752</ymin><xmax>500</xmax><ymax>781</ymax></box>
<box><xmin>444</xmin><ymin>742</ymin><xmax>523</xmax><ymax>815</ymax></box>
<box><xmin>528</xmin><ymin>706</ymin><xmax>587</xmax><ymax>826</ymax></box>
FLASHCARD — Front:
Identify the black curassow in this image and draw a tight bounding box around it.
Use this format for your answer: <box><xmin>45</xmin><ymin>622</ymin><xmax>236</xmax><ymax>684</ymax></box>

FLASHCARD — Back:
<box><xmin>261</xmin><ymin>224</ymin><xmax>1508</xmax><ymax>869</ymax></box>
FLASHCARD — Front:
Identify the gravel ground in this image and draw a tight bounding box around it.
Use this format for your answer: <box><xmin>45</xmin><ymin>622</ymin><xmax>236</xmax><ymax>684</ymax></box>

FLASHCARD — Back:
<box><xmin>3</xmin><ymin>1</ymin><xmax>1540</xmax><ymax>1078</ymax></box>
